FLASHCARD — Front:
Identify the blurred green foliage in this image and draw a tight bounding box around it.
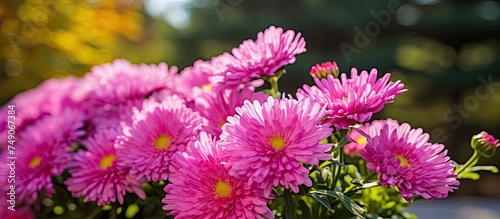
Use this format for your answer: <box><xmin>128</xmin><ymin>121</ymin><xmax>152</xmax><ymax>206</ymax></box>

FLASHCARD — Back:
<box><xmin>1</xmin><ymin>0</ymin><xmax>499</xmax><ymax>197</ymax></box>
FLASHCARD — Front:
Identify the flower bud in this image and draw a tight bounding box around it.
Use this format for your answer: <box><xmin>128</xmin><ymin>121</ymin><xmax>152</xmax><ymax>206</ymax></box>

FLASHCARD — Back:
<box><xmin>309</xmin><ymin>61</ymin><xmax>339</xmax><ymax>79</ymax></box>
<box><xmin>471</xmin><ymin>131</ymin><xmax>500</xmax><ymax>158</ymax></box>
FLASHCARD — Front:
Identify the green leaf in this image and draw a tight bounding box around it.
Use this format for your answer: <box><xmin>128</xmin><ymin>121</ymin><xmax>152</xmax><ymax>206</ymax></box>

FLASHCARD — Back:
<box><xmin>310</xmin><ymin>190</ymin><xmax>366</xmax><ymax>218</ymax></box>
<box><xmin>310</xmin><ymin>193</ymin><xmax>332</xmax><ymax>210</ymax></box>
<box><xmin>330</xmin><ymin>137</ymin><xmax>350</xmax><ymax>151</ymax></box>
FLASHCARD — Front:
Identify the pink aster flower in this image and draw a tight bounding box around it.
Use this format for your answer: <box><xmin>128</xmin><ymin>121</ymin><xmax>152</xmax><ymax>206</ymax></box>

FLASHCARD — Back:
<box><xmin>297</xmin><ymin>68</ymin><xmax>406</xmax><ymax>130</ymax></box>
<box><xmin>177</xmin><ymin>59</ymin><xmax>225</xmax><ymax>100</ymax></box>
<box><xmin>65</xmin><ymin>130</ymin><xmax>146</xmax><ymax>206</ymax></box>
<box><xmin>117</xmin><ymin>95</ymin><xmax>204</xmax><ymax>182</ymax></box>
<box><xmin>82</xmin><ymin>59</ymin><xmax>179</xmax><ymax>107</ymax></box>
<box><xmin>220</xmin><ymin>97</ymin><xmax>333</xmax><ymax>195</ymax></box>
<box><xmin>193</xmin><ymin>87</ymin><xmax>268</xmax><ymax>137</ymax></box>
<box><xmin>360</xmin><ymin>120</ymin><xmax>459</xmax><ymax>202</ymax></box>
<box><xmin>471</xmin><ymin>131</ymin><xmax>500</xmax><ymax>157</ymax></box>
<box><xmin>310</xmin><ymin>61</ymin><xmax>339</xmax><ymax>79</ymax></box>
<box><xmin>163</xmin><ymin>132</ymin><xmax>274</xmax><ymax>219</ymax></box>
<box><xmin>221</xmin><ymin>26</ymin><xmax>306</xmax><ymax>88</ymax></box>
<box><xmin>0</xmin><ymin>76</ymin><xmax>88</xmax><ymax>149</ymax></box>
<box><xmin>86</xmin><ymin>99</ymin><xmax>144</xmax><ymax>136</ymax></box>
<box><xmin>0</xmin><ymin>110</ymin><xmax>85</xmax><ymax>204</ymax></box>
<box><xmin>344</xmin><ymin>120</ymin><xmax>392</xmax><ymax>157</ymax></box>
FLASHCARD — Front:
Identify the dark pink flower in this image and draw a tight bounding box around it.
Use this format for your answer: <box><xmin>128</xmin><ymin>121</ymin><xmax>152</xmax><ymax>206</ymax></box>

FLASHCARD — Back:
<box><xmin>221</xmin><ymin>26</ymin><xmax>306</xmax><ymax>88</ymax></box>
<box><xmin>220</xmin><ymin>97</ymin><xmax>333</xmax><ymax>195</ymax></box>
<box><xmin>163</xmin><ymin>132</ymin><xmax>274</xmax><ymax>219</ymax></box>
<box><xmin>297</xmin><ymin>68</ymin><xmax>406</xmax><ymax>130</ymax></box>
<box><xmin>360</xmin><ymin>120</ymin><xmax>459</xmax><ymax>202</ymax></box>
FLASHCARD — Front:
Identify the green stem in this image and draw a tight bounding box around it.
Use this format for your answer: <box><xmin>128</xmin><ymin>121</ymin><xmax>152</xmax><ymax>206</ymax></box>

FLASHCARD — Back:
<box><xmin>456</xmin><ymin>151</ymin><xmax>480</xmax><ymax>175</ymax></box>
<box><xmin>265</xmin><ymin>69</ymin><xmax>285</xmax><ymax>98</ymax></box>
<box><xmin>269</xmin><ymin>76</ymin><xmax>280</xmax><ymax>98</ymax></box>
<box><xmin>284</xmin><ymin>189</ymin><xmax>297</xmax><ymax>219</ymax></box>
<box><xmin>344</xmin><ymin>172</ymin><xmax>377</xmax><ymax>194</ymax></box>
<box><xmin>331</xmin><ymin>149</ymin><xmax>345</xmax><ymax>190</ymax></box>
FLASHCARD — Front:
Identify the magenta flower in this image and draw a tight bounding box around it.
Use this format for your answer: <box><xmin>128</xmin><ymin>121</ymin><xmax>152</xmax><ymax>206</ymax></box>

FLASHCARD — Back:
<box><xmin>82</xmin><ymin>59</ymin><xmax>179</xmax><ymax>107</ymax></box>
<box><xmin>471</xmin><ymin>131</ymin><xmax>500</xmax><ymax>157</ymax></box>
<box><xmin>360</xmin><ymin>120</ymin><xmax>459</xmax><ymax>202</ymax></box>
<box><xmin>0</xmin><ymin>76</ymin><xmax>88</xmax><ymax>148</ymax></box>
<box><xmin>222</xmin><ymin>26</ymin><xmax>306</xmax><ymax>88</ymax></box>
<box><xmin>220</xmin><ymin>97</ymin><xmax>333</xmax><ymax>195</ymax></box>
<box><xmin>65</xmin><ymin>130</ymin><xmax>146</xmax><ymax>206</ymax></box>
<box><xmin>310</xmin><ymin>61</ymin><xmax>339</xmax><ymax>79</ymax></box>
<box><xmin>177</xmin><ymin>59</ymin><xmax>225</xmax><ymax>100</ymax></box>
<box><xmin>345</xmin><ymin>120</ymin><xmax>392</xmax><ymax>157</ymax></box>
<box><xmin>297</xmin><ymin>68</ymin><xmax>406</xmax><ymax>130</ymax></box>
<box><xmin>86</xmin><ymin>99</ymin><xmax>144</xmax><ymax>135</ymax></box>
<box><xmin>117</xmin><ymin>95</ymin><xmax>204</xmax><ymax>182</ymax></box>
<box><xmin>193</xmin><ymin>87</ymin><xmax>268</xmax><ymax>137</ymax></box>
<box><xmin>163</xmin><ymin>132</ymin><xmax>274</xmax><ymax>219</ymax></box>
<box><xmin>0</xmin><ymin>110</ymin><xmax>85</xmax><ymax>204</ymax></box>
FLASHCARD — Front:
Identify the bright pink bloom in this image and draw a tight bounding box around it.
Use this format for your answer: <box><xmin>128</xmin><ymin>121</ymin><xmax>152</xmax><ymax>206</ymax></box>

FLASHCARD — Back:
<box><xmin>65</xmin><ymin>130</ymin><xmax>146</xmax><ymax>206</ymax></box>
<box><xmin>177</xmin><ymin>59</ymin><xmax>225</xmax><ymax>100</ymax></box>
<box><xmin>163</xmin><ymin>132</ymin><xmax>274</xmax><ymax>219</ymax></box>
<box><xmin>0</xmin><ymin>76</ymin><xmax>88</xmax><ymax>148</ymax></box>
<box><xmin>220</xmin><ymin>97</ymin><xmax>333</xmax><ymax>195</ymax></box>
<box><xmin>193</xmin><ymin>88</ymin><xmax>268</xmax><ymax>137</ymax></box>
<box><xmin>471</xmin><ymin>131</ymin><xmax>500</xmax><ymax>157</ymax></box>
<box><xmin>86</xmin><ymin>99</ymin><xmax>143</xmax><ymax>135</ymax></box>
<box><xmin>0</xmin><ymin>110</ymin><xmax>85</xmax><ymax>204</ymax></box>
<box><xmin>297</xmin><ymin>68</ymin><xmax>406</xmax><ymax>130</ymax></box>
<box><xmin>117</xmin><ymin>95</ymin><xmax>204</xmax><ymax>181</ymax></box>
<box><xmin>310</xmin><ymin>61</ymin><xmax>339</xmax><ymax>79</ymax></box>
<box><xmin>222</xmin><ymin>26</ymin><xmax>306</xmax><ymax>88</ymax></box>
<box><xmin>344</xmin><ymin>120</ymin><xmax>392</xmax><ymax>157</ymax></box>
<box><xmin>82</xmin><ymin>59</ymin><xmax>179</xmax><ymax>107</ymax></box>
<box><xmin>360</xmin><ymin>120</ymin><xmax>459</xmax><ymax>202</ymax></box>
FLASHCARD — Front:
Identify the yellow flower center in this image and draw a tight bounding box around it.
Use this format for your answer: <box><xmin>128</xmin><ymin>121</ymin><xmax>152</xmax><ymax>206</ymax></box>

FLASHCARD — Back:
<box><xmin>155</xmin><ymin>135</ymin><xmax>172</xmax><ymax>150</ymax></box>
<box><xmin>201</xmin><ymin>84</ymin><xmax>212</xmax><ymax>90</ymax></box>
<box><xmin>219</xmin><ymin>120</ymin><xmax>226</xmax><ymax>128</ymax></box>
<box><xmin>355</xmin><ymin>136</ymin><xmax>367</xmax><ymax>145</ymax></box>
<box><xmin>214</xmin><ymin>180</ymin><xmax>232</xmax><ymax>197</ymax></box>
<box><xmin>270</xmin><ymin>137</ymin><xmax>286</xmax><ymax>150</ymax></box>
<box><xmin>100</xmin><ymin>154</ymin><xmax>116</xmax><ymax>170</ymax></box>
<box><xmin>29</xmin><ymin>156</ymin><xmax>41</xmax><ymax>168</ymax></box>
<box><xmin>394</xmin><ymin>154</ymin><xmax>409</xmax><ymax>167</ymax></box>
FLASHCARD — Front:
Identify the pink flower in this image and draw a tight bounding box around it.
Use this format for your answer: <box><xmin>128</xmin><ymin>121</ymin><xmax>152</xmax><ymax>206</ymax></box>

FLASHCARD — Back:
<box><xmin>0</xmin><ymin>110</ymin><xmax>85</xmax><ymax>204</ymax></box>
<box><xmin>82</xmin><ymin>59</ymin><xmax>179</xmax><ymax>107</ymax></box>
<box><xmin>297</xmin><ymin>68</ymin><xmax>406</xmax><ymax>130</ymax></box>
<box><xmin>221</xmin><ymin>26</ymin><xmax>306</xmax><ymax>88</ymax></box>
<box><xmin>344</xmin><ymin>120</ymin><xmax>392</xmax><ymax>157</ymax></box>
<box><xmin>220</xmin><ymin>97</ymin><xmax>333</xmax><ymax>195</ymax></box>
<box><xmin>310</xmin><ymin>61</ymin><xmax>339</xmax><ymax>79</ymax></box>
<box><xmin>86</xmin><ymin>99</ymin><xmax>143</xmax><ymax>135</ymax></box>
<box><xmin>0</xmin><ymin>76</ymin><xmax>88</xmax><ymax>149</ymax></box>
<box><xmin>163</xmin><ymin>132</ymin><xmax>274</xmax><ymax>219</ymax></box>
<box><xmin>117</xmin><ymin>95</ymin><xmax>204</xmax><ymax>181</ymax></box>
<box><xmin>193</xmin><ymin>87</ymin><xmax>268</xmax><ymax>137</ymax></box>
<box><xmin>65</xmin><ymin>130</ymin><xmax>145</xmax><ymax>206</ymax></box>
<box><xmin>177</xmin><ymin>59</ymin><xmax>224</xmax><ymax>100</ymax></box>
<box><xmin>471</xmin><ymin>131</ymin><xmax>500</xmax><ymax>157</ymax></box>
<box><xmin>360</xmin><ymin>120</ymin><xmax>459</xmax><ymax>202</ymax></box>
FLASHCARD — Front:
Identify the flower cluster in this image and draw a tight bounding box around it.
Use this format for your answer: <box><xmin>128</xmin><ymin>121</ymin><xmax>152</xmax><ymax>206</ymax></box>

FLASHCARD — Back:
<box><xmin>0</xmin><ymin>25</ymin><xmax>498</xmax><ymax>219</ymax></box>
